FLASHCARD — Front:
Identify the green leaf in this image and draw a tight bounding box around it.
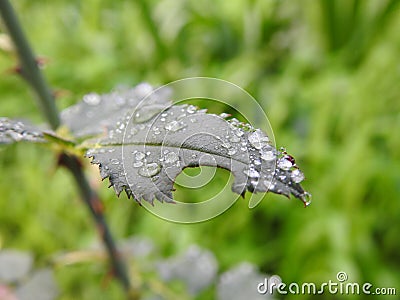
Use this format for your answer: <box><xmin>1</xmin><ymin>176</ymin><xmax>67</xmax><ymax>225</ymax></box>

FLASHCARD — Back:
<box><xmin>81</xmin><ymin>84</ymin><xmax>311</xmax><ymax>206</ymax></box>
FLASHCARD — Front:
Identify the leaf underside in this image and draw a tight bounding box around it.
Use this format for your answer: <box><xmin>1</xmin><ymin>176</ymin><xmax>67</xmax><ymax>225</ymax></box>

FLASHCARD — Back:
<box><xmin>77</xmin><ymin>84</ymin><xmax>310</xmax><ymax>206</ymax></box>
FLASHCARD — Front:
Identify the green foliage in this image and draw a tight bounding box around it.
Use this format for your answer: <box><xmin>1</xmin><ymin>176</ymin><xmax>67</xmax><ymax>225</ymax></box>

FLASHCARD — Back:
<box><xmin>1</xmin><ymin>0</ymin><xmax>400</xmax><ymax>299</ymax></box>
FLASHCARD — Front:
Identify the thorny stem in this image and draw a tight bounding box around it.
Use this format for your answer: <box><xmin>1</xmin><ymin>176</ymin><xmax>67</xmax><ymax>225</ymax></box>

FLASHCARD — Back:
<box><xmin>0</xmin><ymin>0</ymin><xmax>133</xmax><ymax>295</ymax></box>
<box><xmin>58</xmin><ymin>154</ymin><xmax>131</xmax><ymax>292</ymax></box>
<box><xmin>0</xmin><ymin>0</ymin><xmax>60</xmax><ymax>130</ymax></box>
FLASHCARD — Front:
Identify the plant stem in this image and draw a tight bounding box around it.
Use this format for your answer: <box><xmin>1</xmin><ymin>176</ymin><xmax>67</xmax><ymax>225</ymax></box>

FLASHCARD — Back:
<box><xmin>58</xmin><ymin>153</ymin><xmax>131</xmax><ymax>292</ymax></box>
<box><xmin>0</xmin><ymin>1</ymin><xmax>133</xmax><ymax>295</ymax></box>
<box><xmin>0</xmin><ymin>0</ymin><xmax>60</xmax><ymax>130</ymax></box>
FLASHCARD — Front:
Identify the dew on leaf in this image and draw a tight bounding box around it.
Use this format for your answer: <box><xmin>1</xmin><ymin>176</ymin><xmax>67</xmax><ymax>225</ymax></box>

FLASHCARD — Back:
<box><xmin>165</xmin><ymin>120</ymin><xmax>187</xmax><ymax>132</ymax></box>
<box><xmin>164</xmin><ymin>152</ymin><xmax>179</xmax><ymax>164</ymax></box>
<box><xmin>291</xmin><ymin>169</ymin><xmax>305</xmax><ymax>183</ymax></box>
<box><xmin>133</xmin><ymin>106</ymin><xmax>164</xmax><ymax>123</ymax></box>
<box><xmin>130</xmin><ymin>127</ymin><xmax>138</xmax><ymax>135</ymax></box>
<box><xmin>248</xmin><ymin>129</ymin><xmax>270</xmax><ymax>149</ymax></box>
<box><xmin>227</xmin><ymin>148</ymin><xmax>237</xmax><ymax>156</ymax></box>
<box><xmin>186</xmin><ymin>105</ymin><xmax>197</xmax><ymax>114</ymax></box>
<box><xmin>152</xmin><ymin>127</ymin><xmax>161</xmax><ymax>135</ymax></box>
<box><xmin>133</xmin><ymin>161</ymin><xmax>144</xmax><ymax>168</ymax></box>
<box><xmin>219</xmin><ymin>113</ymin><xmax>230</xmax><ymax>118</ymax></box>
<box><xmin>110</xmin><ymin>158</ymin><xmax>120</xmax><ymax>165</ymax></box>
<box><xmin>301</xmin><ymin>192</ymin><xmax>312</xmax><ymax>207</ymax></box>
<box><xmin>277</xmin><ymin>157</ymin><xmax>293</xmax><ymax>170</ymax></box>
<box><xmin>229</xmin><ymin>135</ymin><xmax>241</xmax><ymax>143</ymax></box>
<box><xmin>221</xmin><ymin>142</ymin><xmax>232</xmax><ymax>149</ymax></box>
<box><xmin>83</xmin><ymin>93</ymin><xmax>101</xmax><ymax>105</ymax></box>
<box><xmin>244</xmin><ymin>168</ymin><xmax>260</xmax><ymax>178</ymax></box>
<box><xmin>138</xmin><ymin>162</ymin><xmax>161</xmax><ymax>177</ymax></box>
<box><xmin>135</xmin><ymin>151</ymin><xmax>146</xmax><ymax>161</ymax></box>
<box><xmin>260</xmin><ymin>149</ymin><xmax>275</xmax><ymax>161</ymax></box>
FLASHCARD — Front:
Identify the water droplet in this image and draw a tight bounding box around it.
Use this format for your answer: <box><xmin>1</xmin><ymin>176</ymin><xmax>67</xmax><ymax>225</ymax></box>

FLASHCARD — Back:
<box><xmin>263</xmin><ymin>179</ymin><xmax>272</xmax><ymax>188</ymax></box>
<box><xmin>135</xmin><ymin>151</ymin><xmax>146</xmax><ymax>161</ymax></box>
<box><xmin>227</xmin><ymin>148</ymin><xmax>237</xmax><ymax>156</ymax></box>
<box><xmin>110</xmin><ymin>158</ymin><xmax>120</xmax><ymax>165</ymax></box>
<box><xmin>190</xmin><ymin>118</ymin><xmax>197</xmax><ymax>123</ymax></box>
<box><xmin>291</xmin><ymin>169</ymin><xmax>305</xmax><ymax>183</ymax></box>
<box><xmin>165</xmin><ymin>120</ymin><xmax>187</xmax><ymax>132</ymax></box>
<box><xmin>160</xmin><ymin>117</ymin><xmax>166</xmax><ymax>122</ymax></box>
<box><xmin>133</xmin><ymin>161</ymin><xmax>143</xmax><ymax>168</ymax></box>
<box><xmin>254</xmin><ymin>159</ymin><xmax>261</xmax><ymax>165</ymax></box>
<box><xmin>244</xmin><ymin>168</ymin><xmax>260</xmax><ymax>178</ymax></box>
<box><xmin>152</xmin><ymin>127</ymin><xmax>161</xmax><ymax>135</ymax></box>
<box><xmin>130</xmin><ymin>127</ymin><xmax>138</xmax><ymax>135</ymax></box>
<box><xmin>135</xmin><ymin>82</ymin><xmax>153</xmax><ymax>98</ymax></box>
<box><xmin>248</xmin><ymin>129</ymin><xmax>270</xmax><ymax>149</ymax></box>
<box><xmin>83</xmin><ymin>93</ymin><xmax>101</xmax><ymax>105</ymax></box>
<box><xmin>164</xmin><ymin>152</ymin><xmax>179</xmax><ymax>164</ymax></box>
<box><xmin>302</xmin><ymin>192</ymin><xmax>312</xmax><ymax>207</ymax></box>
<box><xmin>221</xmin><ymin>141</ymin><xmax>232</xmax><ymax>149</ymax></box>
<box><xmin>138</xmin><ymin>163</ymin><xmax>161</xmax><ymax>177</ymax></box>
<box><xmin>251</xmin><ymin>179</ymin><xmax>259</xmax><ymax>187</ymax></box>
<box><xmin>219</xmin><ymin>113</ymin><xmax>230</xmax><ymax>118</ymax></box>
<box><xmin>260</xmin><ymin>149</ymin><xmax>275</xmax><ymax>161</ymax></box>
<box><xmin>133</xmin><ymin>106</ymin><xmax>164</xmax><ymax>123</ymax></box>
<box><xmin>277</xmin><ymin>157</ymin><xmax>293</xmax><ymax>170</ymax></box>
<box><xmin>177</xmin><ymin>114</ymin><xmax>186</xmax><ymax>120</ymax></box>
<box><xmin>186</xmin><ymin>105</ymin><xmax>197</xmax><ymax>114</ymax></box>
<box><xmin>229</xmin><ymin>135</ymin><xmax>241</xmax><ymax>143</ymax></box>
<box><xmin>235</xmin><ymin>130</ymin><xmax>244</xmax><ymax>137</ymax></box>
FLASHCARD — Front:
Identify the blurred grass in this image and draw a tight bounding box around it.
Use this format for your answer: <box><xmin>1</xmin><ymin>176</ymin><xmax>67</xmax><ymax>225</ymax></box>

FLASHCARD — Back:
<box><xmin>1</xmin><ymin>0</ymin><xmax>400</xmax><ymax>299</ymax></box>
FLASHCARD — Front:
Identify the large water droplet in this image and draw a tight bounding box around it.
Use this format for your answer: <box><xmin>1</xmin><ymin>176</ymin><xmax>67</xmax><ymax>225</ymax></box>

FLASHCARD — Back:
<box><xmin>133</xmin><ymin>105</ymin><xmax>164</xmax><ymax>123</ymax></box>
<box><xmin>83</xmin><ymin>93</ymin><xmax>101</xmax><ymax>105</ymax></box>
<box><xmin>165</xmin><ymin>120</ymin><xmax>187</xmax><ymax>132</ymax></box>
<box><xmin>186</xmin><ymin>105</ymin><xmax>197</xmax><ymax>114</ymax></box>
<box><xmin>138</xmin><ymin>163</ymin><xmax>161</xmax><ymax>177</ymax></box>
<box><xmin>277</xmin><ymin>157</ymin><xmax>293</xmax><ymax>170</ymax></box>
<box><xmin>260</xmin><ymin>149</ymin><xmax>275</xmax><ymax>161</ymax></box>
<box><xmin>291</xmin><ymin>169</ymin><xmax>305</xmax><ymax>183</ymax></box>
<box><xmin>248</xmin><ymin>129</ymin><xmax>270</xmax><ymax>149</ymax></box>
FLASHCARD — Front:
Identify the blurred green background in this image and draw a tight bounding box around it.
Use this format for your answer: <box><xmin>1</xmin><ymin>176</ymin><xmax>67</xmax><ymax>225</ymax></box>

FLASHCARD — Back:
<box><xmin>1</xmin><ymin>0</ymin><xmax>400</xmax><ymax>299</ymax></box>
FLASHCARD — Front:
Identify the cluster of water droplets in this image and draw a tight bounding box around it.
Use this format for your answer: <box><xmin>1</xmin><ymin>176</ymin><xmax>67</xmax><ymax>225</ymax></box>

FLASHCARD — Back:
<box><xmin>0</xmin><ymin>118</ymin><xmax>44</xmax><ymax>144</ymax></box>
<box><xmin>82</xmin><ymin>83</ymin><xmax>311</xmax><ymax>206</ymax></box>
